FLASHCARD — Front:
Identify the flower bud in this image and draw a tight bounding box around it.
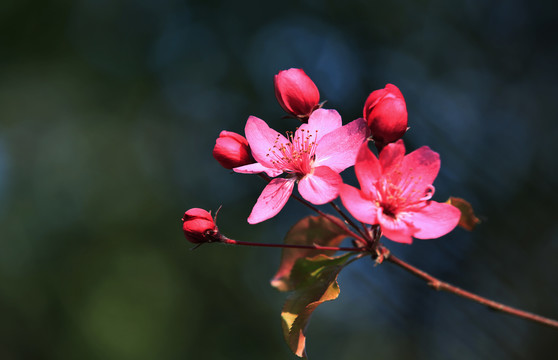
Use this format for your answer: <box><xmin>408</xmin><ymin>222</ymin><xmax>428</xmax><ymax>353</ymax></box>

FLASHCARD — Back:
<box><xmin>274</xmin><ymin>68</ymin><xmax>320</xmax><ymax>119</ymax></box>
<box><xmin>182</xmin><ymin>208</ymin><xmax>221</xmax><ymax>244</ymax></box>
<box><xmin>363</xmin><ymin>84</ymin><xmax>408</xmax><ymax>145</ymax></box>
<box><xmin>213</xmin><ymin>131</ymin><xmax>254</xmax><ymax>169</ymax></box>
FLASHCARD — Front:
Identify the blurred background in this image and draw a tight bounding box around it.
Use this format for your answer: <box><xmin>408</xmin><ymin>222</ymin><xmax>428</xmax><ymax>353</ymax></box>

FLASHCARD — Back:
<box><xmin>1</xmin><ymin>0</ymin><xmax>557</xmax><ymax>359</ymax></box>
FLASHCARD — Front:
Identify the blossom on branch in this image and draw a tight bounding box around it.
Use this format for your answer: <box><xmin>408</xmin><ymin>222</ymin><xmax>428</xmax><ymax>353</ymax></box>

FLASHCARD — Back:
<box><xmin>235</xmin><ymin>109</ymin><xmax>369</xmax><ymax>224</ymax></box>
<box><xmin>339</xmin><ymin>140</ymin><xmax>460</xmax><ymax>244</ymax></box>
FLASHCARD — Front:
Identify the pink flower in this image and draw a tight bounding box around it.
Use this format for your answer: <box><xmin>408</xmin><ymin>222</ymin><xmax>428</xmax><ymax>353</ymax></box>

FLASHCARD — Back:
<box><xmin>235</xmin><ymin>108</ymin><xmax>369</xmax><ymax>224</ymax></box>
<box><xmin>339</xmin><ymin>140</ymin><xmax>460</xmax><ymax>244</ymax></box>
<box><xmin>274</xmin><ymin>68</ymin><xmax>320</xmax><ymax>119</ymax></box>
<box><xmin>182</xmin><ymin>208</ymin><xmax>221</xmax><ymax>244</ymax></box>
<box><xmin>213</xmin><ymin>131</ymin><xmax>254</xmax><ymax>169</ymax></box>
<box><xmin>363</xmin><ymin>84</ymin><xmax>408</xmax><ymax>145</ymax></box>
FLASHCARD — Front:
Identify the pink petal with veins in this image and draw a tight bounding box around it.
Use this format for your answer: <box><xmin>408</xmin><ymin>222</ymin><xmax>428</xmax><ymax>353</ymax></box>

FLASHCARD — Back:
<box><xmin>247</xmin><ymin>178</ymin><xmax>296</xmax><ymax>224</ymax></box>
<box><xmin>338</xmin><ymin>183</ymin><xmax>378</xmax><ymax>225</ymax></box>
<box><xmin>244</xmin><ymin>116</ymin><xmax>290</xmax><ymax>168</ymax></box>
<box><xmin>234</xmin><ymin>162</ymin><xmax>283</xmax><ymax>177</ymax></box>
<box><xmin>377</xmin><ymin>211</ymin><xmax>416</xmax><ymax>244</ymax></box>
<box><xmin>314</xmin><ymin>118</ymin><xmax>369</xmax><ymax>173</ymax></box>
<box><xmin>354</xmin><ymin>142</ymin><xmax>382</xmax><ymax>198</ymax></box>
<box><xmin>304</xmin><ymin>108</ymin><xmax>343</xmax><ymax>142</ymax></box>
<box><xmin>379</xmin><ymin>140</ymin><xmax>406</xmax><ymax>174</ymax></box>
<box><xmin>298</xmin><ymin>166</ymin><xmax>342</xmax><ymax>205</ymax></box>
<box><xmin>397</xmin><ymin>146</ymin><xmax>440</xmax><ymax>194</ymax></box>
<box><xmin>408</xmin><ymin>202</ymin><xmax>461</xmax><ymax>239</ymax></box>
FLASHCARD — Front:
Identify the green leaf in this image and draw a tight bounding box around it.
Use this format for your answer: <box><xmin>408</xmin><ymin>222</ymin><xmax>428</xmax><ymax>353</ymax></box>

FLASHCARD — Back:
<box><xmin>271</xmin><ymin>215</ymin><xmax>350</xmax><ymax>292</ymax></box>
<box><xmin>446</xmin><ymin>197</ymin><xmax>481</xmax><ymax>231</ymax></box>
<box><xmin>281</xmin><ymin>253</ymin><xmax>354</xmax><ymax>359</ymax></box>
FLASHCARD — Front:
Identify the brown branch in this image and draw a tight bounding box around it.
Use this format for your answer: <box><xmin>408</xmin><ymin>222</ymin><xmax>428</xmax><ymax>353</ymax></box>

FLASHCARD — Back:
<box><xmin>220</xmin><ymin>237</ymin><xmax>367</xmax><ymax>252</ymax></box>
<box><xmin>383</xmin><ymin>248</ymin><xmax>558</xmax><ymax>329</ymax></box>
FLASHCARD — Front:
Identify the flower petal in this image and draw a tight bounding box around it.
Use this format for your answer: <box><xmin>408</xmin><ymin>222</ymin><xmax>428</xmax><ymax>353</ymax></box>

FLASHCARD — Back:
<box><xmin>306</xmin><ymin>108</ymin><xmax>342</xmax><ymax>142</ymax></box>
<box><xmin>298</xmin><ymin>166</ymin><xmax>342</xmax><ymax>205</ymax></box>
<box><xmin>396</xmin><ymin>145</ymin><xmax>441</xmax><ymax>196</ymax></box>
<box><xmin>234</xmin><ymin>162</ymin><xmax>283</xmax><ymax>177</ymax></box>
<box><xmin>247</xmin><ymin>178</ymin><xmax>296</xmax><ymax>224</ymax></box>
<box><xmin>378</xmin><ymin>211</ymin><xmax>416</xmax><ymax>244</ymax></box>
<box><xmin>407</xmin><ymin>201</ymin><xmax>461</xmax><ymax>239</ymax></box>
<box><xmin>314</xmin><ymin>118</ymin><xmax>369</xmax><ymax>173</ymax></box>
<box><xmin>338</xmin><ymin>183</ymin><xmax>378</xmax><ymax>225</ymax></box>
<box><xmin>379</xmin><ymin>139</ymin><xmax>405</xmax><ymax>174</ymax></box>
<box><xmin>353</xmin><ymin>142</ymin><xmax>382</xmax><ymax>198</ymax></box>
<box><xmin>245</xmin><ymin>116</ymin><xmax>290</xmax><ymax>168</ymax></box>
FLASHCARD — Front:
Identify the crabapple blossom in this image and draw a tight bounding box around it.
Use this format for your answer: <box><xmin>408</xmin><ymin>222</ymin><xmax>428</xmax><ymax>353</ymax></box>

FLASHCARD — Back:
<box><xmin>234</xmin><ymin>108</ymin><xmax>369</xmax><ymax>224</ymax></box>
<box><xmin>339</xmin><ymin>140</ymin><xmax>460</xmax><ymax>244</ymax></box>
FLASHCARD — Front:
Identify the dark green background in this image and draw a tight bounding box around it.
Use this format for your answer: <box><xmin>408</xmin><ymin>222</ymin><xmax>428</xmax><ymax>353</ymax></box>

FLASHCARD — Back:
<box><xmin>1</xmin><ymin>0</ymin><xmax>557</xmax><ymax>359</ymax></box>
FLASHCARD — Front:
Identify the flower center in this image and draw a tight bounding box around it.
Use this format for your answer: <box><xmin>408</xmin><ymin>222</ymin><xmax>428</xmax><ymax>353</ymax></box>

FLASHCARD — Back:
<box><xmin>266</xmin><ymin>128</ymin><xmax>318</xmax><ymax>176</ymax></box>
<box><xmin>374</xmin><ymin>168</ymin><xmax>435</xmax><ymax>217</ymax></box>
<box><xmin>381</xmin><ymin>203</ymin><xmax>397</xmax><ymax>218</ymax></box>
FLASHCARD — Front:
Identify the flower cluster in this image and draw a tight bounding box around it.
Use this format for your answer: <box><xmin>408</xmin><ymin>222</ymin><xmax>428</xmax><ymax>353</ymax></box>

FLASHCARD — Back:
<box><xmin>181</xmin><ymin>68</ymin><xmax>473</xmax><ymax>359</ymax></box>
<box><xmin>178</xmin><ymin>66</ymin><xmax>558</xmax><ymax>360</ymax></box>
<box><xmin>205</xmin><ymin>68</ymin><xmax>460</xmax><ymax>244</ymax></box>
<box><xmin>176</xmin><ymin>62</ymin><xmax>558</xmax><ymax>360</ymax></box>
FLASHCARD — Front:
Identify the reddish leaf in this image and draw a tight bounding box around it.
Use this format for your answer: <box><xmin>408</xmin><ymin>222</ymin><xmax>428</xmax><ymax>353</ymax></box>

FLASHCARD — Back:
<box><xmin>446</xmin><ymin>197</ymin><xmax>481</xmax><ymax>231</ymax></box>
<box><xmin>281</xmin><ymin>253</ymin><xmax>354</xmax><ymax>359</ymax></box>
<box><xmin>271</xmin><ymin>215</ymin><xmax>350</xmax><ymax>291</ymax></box>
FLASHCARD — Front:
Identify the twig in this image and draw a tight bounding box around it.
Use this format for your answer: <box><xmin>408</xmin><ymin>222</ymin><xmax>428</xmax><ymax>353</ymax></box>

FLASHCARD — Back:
<box><xmin>383</xmin><ymin>247</ymin><xmax>558</xmax><ymax>329</ymax></box>
<box><xmin>220</xmin><ymin>237</ymin><xmax>367</xmax><ymax>252</ymax></box>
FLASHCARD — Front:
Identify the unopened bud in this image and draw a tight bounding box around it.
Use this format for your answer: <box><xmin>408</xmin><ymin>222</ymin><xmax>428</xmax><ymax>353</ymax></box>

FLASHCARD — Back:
<box><xmin>182</xmin><ymin>208</ymin><xmax>221</xmax><ymax>244</ymax></box>
<box><xmin>274</xmin><ymin>68</ymin><xmax>320</xmax><ymax>119</ymax></box>
<box><xmin>363</xmin><ymin>84</ymin><xmax>408</xmax><ymax>145</ymax></box>
<box><xmin>213</xmin><ymin>131</ymin><xmax>254</xmax><ymax>169</ymax></box>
